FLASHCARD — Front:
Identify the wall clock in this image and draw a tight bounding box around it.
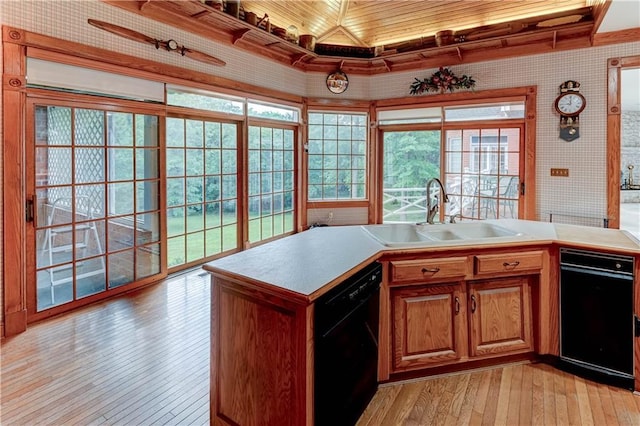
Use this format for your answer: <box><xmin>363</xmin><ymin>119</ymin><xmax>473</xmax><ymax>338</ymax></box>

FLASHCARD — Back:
<box><xmin>554</xmin><ymin>80</ymin><xmax>585</xmax><ymax>142</ymax></box>
<box><xmin>326</xmin><ymin>70</ymin><xmax>349</xmax><ymax>94</ymax></box>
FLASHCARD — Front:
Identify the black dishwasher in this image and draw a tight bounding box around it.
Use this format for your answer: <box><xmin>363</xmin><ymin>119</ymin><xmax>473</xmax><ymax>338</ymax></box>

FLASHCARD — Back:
<box><xmin>559</xmin><ymin>248</ymin><xmax>635</xmax><ymax>389</ymax></box>
<box><xmin>314</xmin><ymin>261</ymin><xmax>382</xmax><ymax>426</ymax></box>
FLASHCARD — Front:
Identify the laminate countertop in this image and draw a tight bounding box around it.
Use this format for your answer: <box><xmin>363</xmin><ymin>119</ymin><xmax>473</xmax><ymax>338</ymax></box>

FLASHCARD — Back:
<box><xmin>202</xmin><ymin>219</ymin><xmax>640</xmax><ymax>301</ymax></box>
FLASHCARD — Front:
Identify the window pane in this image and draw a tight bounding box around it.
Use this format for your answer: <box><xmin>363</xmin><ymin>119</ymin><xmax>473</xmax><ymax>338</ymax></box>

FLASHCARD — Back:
<box><xmin>307</xmin><ymin>112</ymin><xmax>367</xmax><ymax>201</ymax></box>
<box><xmin>167</xmin><ymin>87</ymin><xmax>244</xmax><ymax>115</ymax></box>
<box><xmin>382</xmin><ymin>130</ymin><xmax>441</xmax><ymax>223</ymax></box>
<box><xmin>248</xmin><ymin>125</ymin><xmax>295</xmax><ymax>243</ymax></box>
<box><xmin>166</xmin><ymin>116</ymin><xmax>239</xmax><ymax>268</ymax></box>
<box><xmin>248</xmin><ymin>101</ymin><xmax>299</xmax><ymax>122</ymax></box>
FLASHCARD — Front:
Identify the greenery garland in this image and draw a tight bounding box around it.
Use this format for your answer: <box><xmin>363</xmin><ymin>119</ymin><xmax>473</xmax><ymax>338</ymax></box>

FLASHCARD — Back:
<box><xmin>410</xmin><ymin>67</ymin><xmax>476</xmax><ymax>95</ymax></box>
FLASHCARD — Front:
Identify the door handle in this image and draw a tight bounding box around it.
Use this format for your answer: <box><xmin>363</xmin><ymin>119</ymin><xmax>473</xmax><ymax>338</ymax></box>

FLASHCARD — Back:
<box><xmin>470</xmin><ymin>294</ymin><xmax>477</xmax><ymax>313</ymax></box>
<box><xmin>454</xmin><ymin>296</ymin><xmax>460</xmax><ymax>314</ymax></box>
<box><xmin>25</xmin><ymin>196</ymin><xmax>35</xmax><ymax>223</ymax></box>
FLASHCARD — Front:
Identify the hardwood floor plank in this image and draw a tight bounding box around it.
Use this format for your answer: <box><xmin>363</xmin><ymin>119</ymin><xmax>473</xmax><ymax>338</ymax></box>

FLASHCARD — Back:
<box><xmin>553</xmin><ymin>366</ymin><xmax>570</xmax><ymax>425</ymax></box>
<box><xmin>448</xmin><ymin>373</ymin><xmax>471</xmax><ymax>421</ymax></box>
<box><xmin>480</xmin><ymin>369</ymin><xmax>502</xmax><ymax>425</ymax></box>
<box><xmin>542</xmin><ymin>363</ymin><xmax>557</xmax><ymax>425</ymax></box>
<box><xmin>609</xmin><ymin>385</ymin><xmax>634</xmax><ymax>425</ymax></box>
<box><xmin>357</xmin><ymin>384</ymin><xmax>402</xmax><ymax>426</ymax></box>
<box><xmin>379</xmin><ymin>380</ymin><xmax>426</xmax><ymax>425</ymax></box>
<box><xmin>403</xmin><ymin>379</ymin><xmax>434</xmax><ymax>424</ymax></box>
<box><xmin>469</xmin><ymin>369</ymin><xmax>493</xmax><ymax>426</ymax></box>
<box><xmin>494</xmin><ymin>366</ymin><xmax>512</xmax><ymax>425</ymax></box>
<box><xmin>518</xmin><ymin>363</ymin><xmax>534</xmax><ymax>425</ymax></box>
<box><xmin>583</xmin><ymin>375</ymin><xmax>606</xmax><ymax>425</ymax></box>
<box><xmin>506</xmin><ymin>363</ymin><xmax>523</xmax><ymax>425</ymax></box>
<box><xmin>416</xmin><ymin>378</ymin><xmax>446</xmax><ymax>425</ymax></box>
<box><xmin>574</xmin><ymin>375</ymin><xmax>595</xmax><ymax>425</ymax></box>
<box><xmin>561</xmin><ymin>368</ymin><xmax>582</xmax><ymax>425</ymax></box>
<box><xmin>597</xmin><ymin>381</ymin><xmax>621</xmax><ymax>425</ymax></box>
<box><xmin>432</xmin><ymin>371</ymin><xmax>462</xmax><ymax>425</ymax></box>
<box><xmin>456</xmin><ymin>371</ymin><xmax>482</xmax><ymax>425</ymax></box>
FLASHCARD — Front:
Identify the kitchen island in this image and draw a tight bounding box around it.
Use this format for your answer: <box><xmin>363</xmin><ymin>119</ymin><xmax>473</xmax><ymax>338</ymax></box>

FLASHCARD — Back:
<box><xmin>203</xmin><ymin>219</ymin><xmax>640</xmax><ymax>425</ymax></box>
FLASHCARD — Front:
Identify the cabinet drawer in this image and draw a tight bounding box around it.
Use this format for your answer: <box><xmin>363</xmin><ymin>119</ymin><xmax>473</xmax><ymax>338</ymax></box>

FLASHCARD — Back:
<box><xmin>474</xmin><ymin>250</ymin><xmax>544</xmax><ymax>276</ymax></box>
<box><xmin>390</xmin><ymin>257</ymin><xmax>470</xmax><ymax>284</ymax></box>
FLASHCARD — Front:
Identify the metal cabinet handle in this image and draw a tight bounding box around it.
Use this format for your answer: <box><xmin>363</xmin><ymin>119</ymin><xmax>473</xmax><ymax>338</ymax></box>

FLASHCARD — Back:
<box><xmin>421</xmin><ymin>267</ymin><xmax>440</xmax><ymax>274</ymax></box>
<box><xmin>502</xmin><ymin>261</ymin><xmax>520</xmax><ymax>269</ymax></box>
<box><xmin>455</xmin><ymin>296</ymin><xmax>460</xmax><ymax>314</ymax></box>
<box><xmin>470</xmin><ymin>294</ymin><xmax>477</xmax><ymax>313</ymax></box>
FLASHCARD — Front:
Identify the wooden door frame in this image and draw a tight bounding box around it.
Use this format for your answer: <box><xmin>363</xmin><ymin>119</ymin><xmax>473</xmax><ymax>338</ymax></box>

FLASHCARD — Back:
<box><xmin>606</xmin><ymin>54</ymin><xmax>640</xmax><ymax>229</ymax></box>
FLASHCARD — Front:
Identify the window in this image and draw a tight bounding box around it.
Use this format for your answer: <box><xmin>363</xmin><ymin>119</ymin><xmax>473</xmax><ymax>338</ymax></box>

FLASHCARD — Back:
<box><xmin>247</xmin><ymin>125</ymin><xmax>295</xmax><ymax>243</ymax></box>
<box><xmin>379</xmin><ymin>99</ymin><xmax>526</xmax><ymax>223</ymax></box>
<box><xmin>307</xmin><ymin>112</ymin><xmax>367</xmax><ymax>200</ymax></box>
<box><xmin>166</xmin><ymin>86</ymin><xmax>244</xmax><ymax>115</ymax></box>
<box><xmin>248</xmin><ymin>101</ymin><xmax>299</xmax><ymax>122</ymax></box>
<box><xmin>444</xmin><ymin>127</ymin><xmax>522</xmax><ymax>220</ymax></box>
<box><xmin>166</xmin><ymin>117</ymin><xmax>239</xmax><ymax>268</ymax></box>
<box><xmin>381</xmin><ymin>130</ymin><xmax>441</xmax><ymax>223</ymax></box>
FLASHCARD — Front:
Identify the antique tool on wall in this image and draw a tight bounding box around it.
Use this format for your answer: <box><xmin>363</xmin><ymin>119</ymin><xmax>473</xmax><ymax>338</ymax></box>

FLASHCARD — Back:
<box><xmin>88</xmin><ymin>19</ymin><xmax>226</xmax><ymax>67</ymax></box>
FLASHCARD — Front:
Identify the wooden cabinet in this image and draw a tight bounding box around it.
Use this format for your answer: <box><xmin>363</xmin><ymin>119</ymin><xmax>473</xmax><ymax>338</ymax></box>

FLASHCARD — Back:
<box><xmin>474</xmin><ymin>250</ymin><xmax>544</xmax><ymax>277</ymax></box>
<box><xmin>386</xmin><ymin>249</ymin><xmax>542</xmax><ymax>375</ymax></box>
<box><xmin>391</xmin><ymin>283</ymin><xmax>467</xmax><ymax>370</ymax></box>
<box><xmin>468</xmin><ymin>277</ymin><xmax>534</xmax><ymax>357</ymax></box>
<box><xmin>390</xmin><ymin>256</ymin><xmax>470</xmax><ymax>285</ymax></box>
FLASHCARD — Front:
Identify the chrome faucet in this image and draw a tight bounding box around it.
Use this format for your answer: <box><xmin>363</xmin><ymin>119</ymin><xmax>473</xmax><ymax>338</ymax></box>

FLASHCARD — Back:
<box><xmin>426</xmin><ymin>177</ymin><xmax>449</xmax><ymax>224</ymax></box>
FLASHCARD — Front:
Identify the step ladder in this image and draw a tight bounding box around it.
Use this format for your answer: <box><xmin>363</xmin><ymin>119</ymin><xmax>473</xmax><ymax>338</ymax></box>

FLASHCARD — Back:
<box><xmin>40</xmin><ymin>196</ymin><xmax>106</xmax><ymax>303</ymax></box>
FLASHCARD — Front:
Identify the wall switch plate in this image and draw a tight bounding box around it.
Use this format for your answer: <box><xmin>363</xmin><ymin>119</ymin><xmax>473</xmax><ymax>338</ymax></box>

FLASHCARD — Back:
<box><xmin>550</xmin><ymin>168</ymin><xmax>569</xmax><ymax>177</ymax></box>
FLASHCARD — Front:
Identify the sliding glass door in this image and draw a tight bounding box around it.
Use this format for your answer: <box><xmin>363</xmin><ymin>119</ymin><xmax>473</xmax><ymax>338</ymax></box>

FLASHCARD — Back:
<box><xmin>166</xmin><ymin>116</ymin><xmax>239</xmax><ymax>269</ymax></box>
<box><xmin>28</xmin><ymin>99</ymin><xmax>162</xmax><ymax>314</ymax></box>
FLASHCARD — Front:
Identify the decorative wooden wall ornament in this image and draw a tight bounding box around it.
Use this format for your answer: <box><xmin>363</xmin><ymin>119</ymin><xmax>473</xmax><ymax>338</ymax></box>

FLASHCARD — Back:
<box><xmin>88</xmin><ymin>19</ymin><xmax>226</xmax><ymax>66</ymax></box>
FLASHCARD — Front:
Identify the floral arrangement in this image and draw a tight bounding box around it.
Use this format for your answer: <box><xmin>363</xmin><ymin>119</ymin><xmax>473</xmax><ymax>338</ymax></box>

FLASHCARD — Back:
<box><xmin>410</xmin><ymin>67</ymin><xmax>476</xmax><ymax>95</ymax></box>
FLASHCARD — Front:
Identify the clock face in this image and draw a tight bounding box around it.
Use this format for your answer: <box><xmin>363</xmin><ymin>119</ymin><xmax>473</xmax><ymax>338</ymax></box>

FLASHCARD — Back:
<box><xmin>555</xmin><ymin>92</ymin><xmax>585</xmax><ymax>116</ymax></box>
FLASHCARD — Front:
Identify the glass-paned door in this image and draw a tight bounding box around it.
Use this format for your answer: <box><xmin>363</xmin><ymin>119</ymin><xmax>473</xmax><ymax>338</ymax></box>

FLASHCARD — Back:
<box><xmin>444</xmin><ymin>127</ymin><xmax>522</xmax><ymax>220</ymax></box>
<box><xmin>166</xmin><ymin>117</ymin><xmax>239</xmax><ymax>269</ymax></box>
<box><xmin>29</xmin><ymin>102</ymin><xmax>162</xmax><ymax>312</ymax></box>
<box><xmin>381</xmin><ymin>130</ymin><xmax>441</xmax><ymax>223</ymax></box>
<box><xmin>247</xmin><ymin>125</ymin><xmax>295</xmax><ymax>243</ymax></box>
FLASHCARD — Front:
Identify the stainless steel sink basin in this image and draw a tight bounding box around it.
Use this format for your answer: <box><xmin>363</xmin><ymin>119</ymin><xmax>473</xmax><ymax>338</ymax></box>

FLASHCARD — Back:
<box><xmin>361</xmin><ymin>222</ymin><xmax>526</xmax><ymax>247</ymax></box>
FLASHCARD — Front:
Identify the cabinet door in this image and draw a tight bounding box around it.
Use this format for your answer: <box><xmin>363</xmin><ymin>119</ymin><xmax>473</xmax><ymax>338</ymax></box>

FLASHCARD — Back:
<box><xmin>468</xmin><ymin>277</ymin><xmax>533</xmax><ymax>358</ymax></box>
<box><xmin>391</xmin><ymin>283</ymin><xmax>467</xmax><ymax>372</ymax></box>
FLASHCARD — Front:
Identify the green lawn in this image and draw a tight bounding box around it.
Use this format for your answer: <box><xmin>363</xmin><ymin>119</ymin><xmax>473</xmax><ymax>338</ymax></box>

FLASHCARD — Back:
<box><xmin>167</xmin><ymin>212</ymin><xmax>293</xmax><ymax>267</ymax></box>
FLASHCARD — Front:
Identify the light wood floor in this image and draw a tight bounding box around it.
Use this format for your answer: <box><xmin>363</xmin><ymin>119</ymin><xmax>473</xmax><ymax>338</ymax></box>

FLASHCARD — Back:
<box><xmin>358</xmin><ymin>363</ymin><xmax>640</xmax><ymax>426</ymax></box>
<box><xmin>2</xmin><ymin>269</ymin><xmax>640</xmax><ymax>426</ymax></box>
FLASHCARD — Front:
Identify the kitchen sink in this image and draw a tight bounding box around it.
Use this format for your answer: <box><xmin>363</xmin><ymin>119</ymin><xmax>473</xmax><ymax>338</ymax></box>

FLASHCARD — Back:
<box><xmin>359</xmin><ymin>223</ymin><xmax>433</xmax><ymax>245</ymax></box>
<box><xmin>422</xmin><ymin>229</ymin><xmax>463</xmax><ymax>241</ymax></box>
<box><xmin>361</xmin><ymin>222</ymin><xmax>526</xmax><ymax>247</ymax></box>
<box><xmin>445</xmin><ymin>222</ymin><xmax>522</xmax><ymax>239</ymax></box>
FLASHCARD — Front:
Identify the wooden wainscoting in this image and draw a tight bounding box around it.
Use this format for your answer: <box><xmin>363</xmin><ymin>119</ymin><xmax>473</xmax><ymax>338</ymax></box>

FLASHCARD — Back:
<box><xmin>2</xmin><ymin>268</ymin><xmax>640</xmax><ymax>425</ymax></box>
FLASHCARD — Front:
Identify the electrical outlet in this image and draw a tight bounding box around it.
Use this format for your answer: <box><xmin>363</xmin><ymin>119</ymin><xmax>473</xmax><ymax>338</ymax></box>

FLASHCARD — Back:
<box><xmin>550</xmin><ymin>168</ymin><xmax>569</xmax><ymax>177</ymax></box>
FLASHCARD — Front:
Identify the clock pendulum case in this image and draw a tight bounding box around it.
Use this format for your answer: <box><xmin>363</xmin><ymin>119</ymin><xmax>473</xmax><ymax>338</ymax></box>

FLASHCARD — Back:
<box><xmin>554</xmin><ymin>80</ymin><xmax>586</xmax><ymax>142</ymax></box>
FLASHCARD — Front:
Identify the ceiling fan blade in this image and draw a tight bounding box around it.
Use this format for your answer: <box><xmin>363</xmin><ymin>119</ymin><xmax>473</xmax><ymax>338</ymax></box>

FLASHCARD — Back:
<box><xmin>181</xmin><ymin>48</ymin><xmax>226</xmax><ymax>67</ymax></box>
<box><xmin>88</xmin><ymin>19</ymin><xmax>156</xmax><ymax>46</ymax></box>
